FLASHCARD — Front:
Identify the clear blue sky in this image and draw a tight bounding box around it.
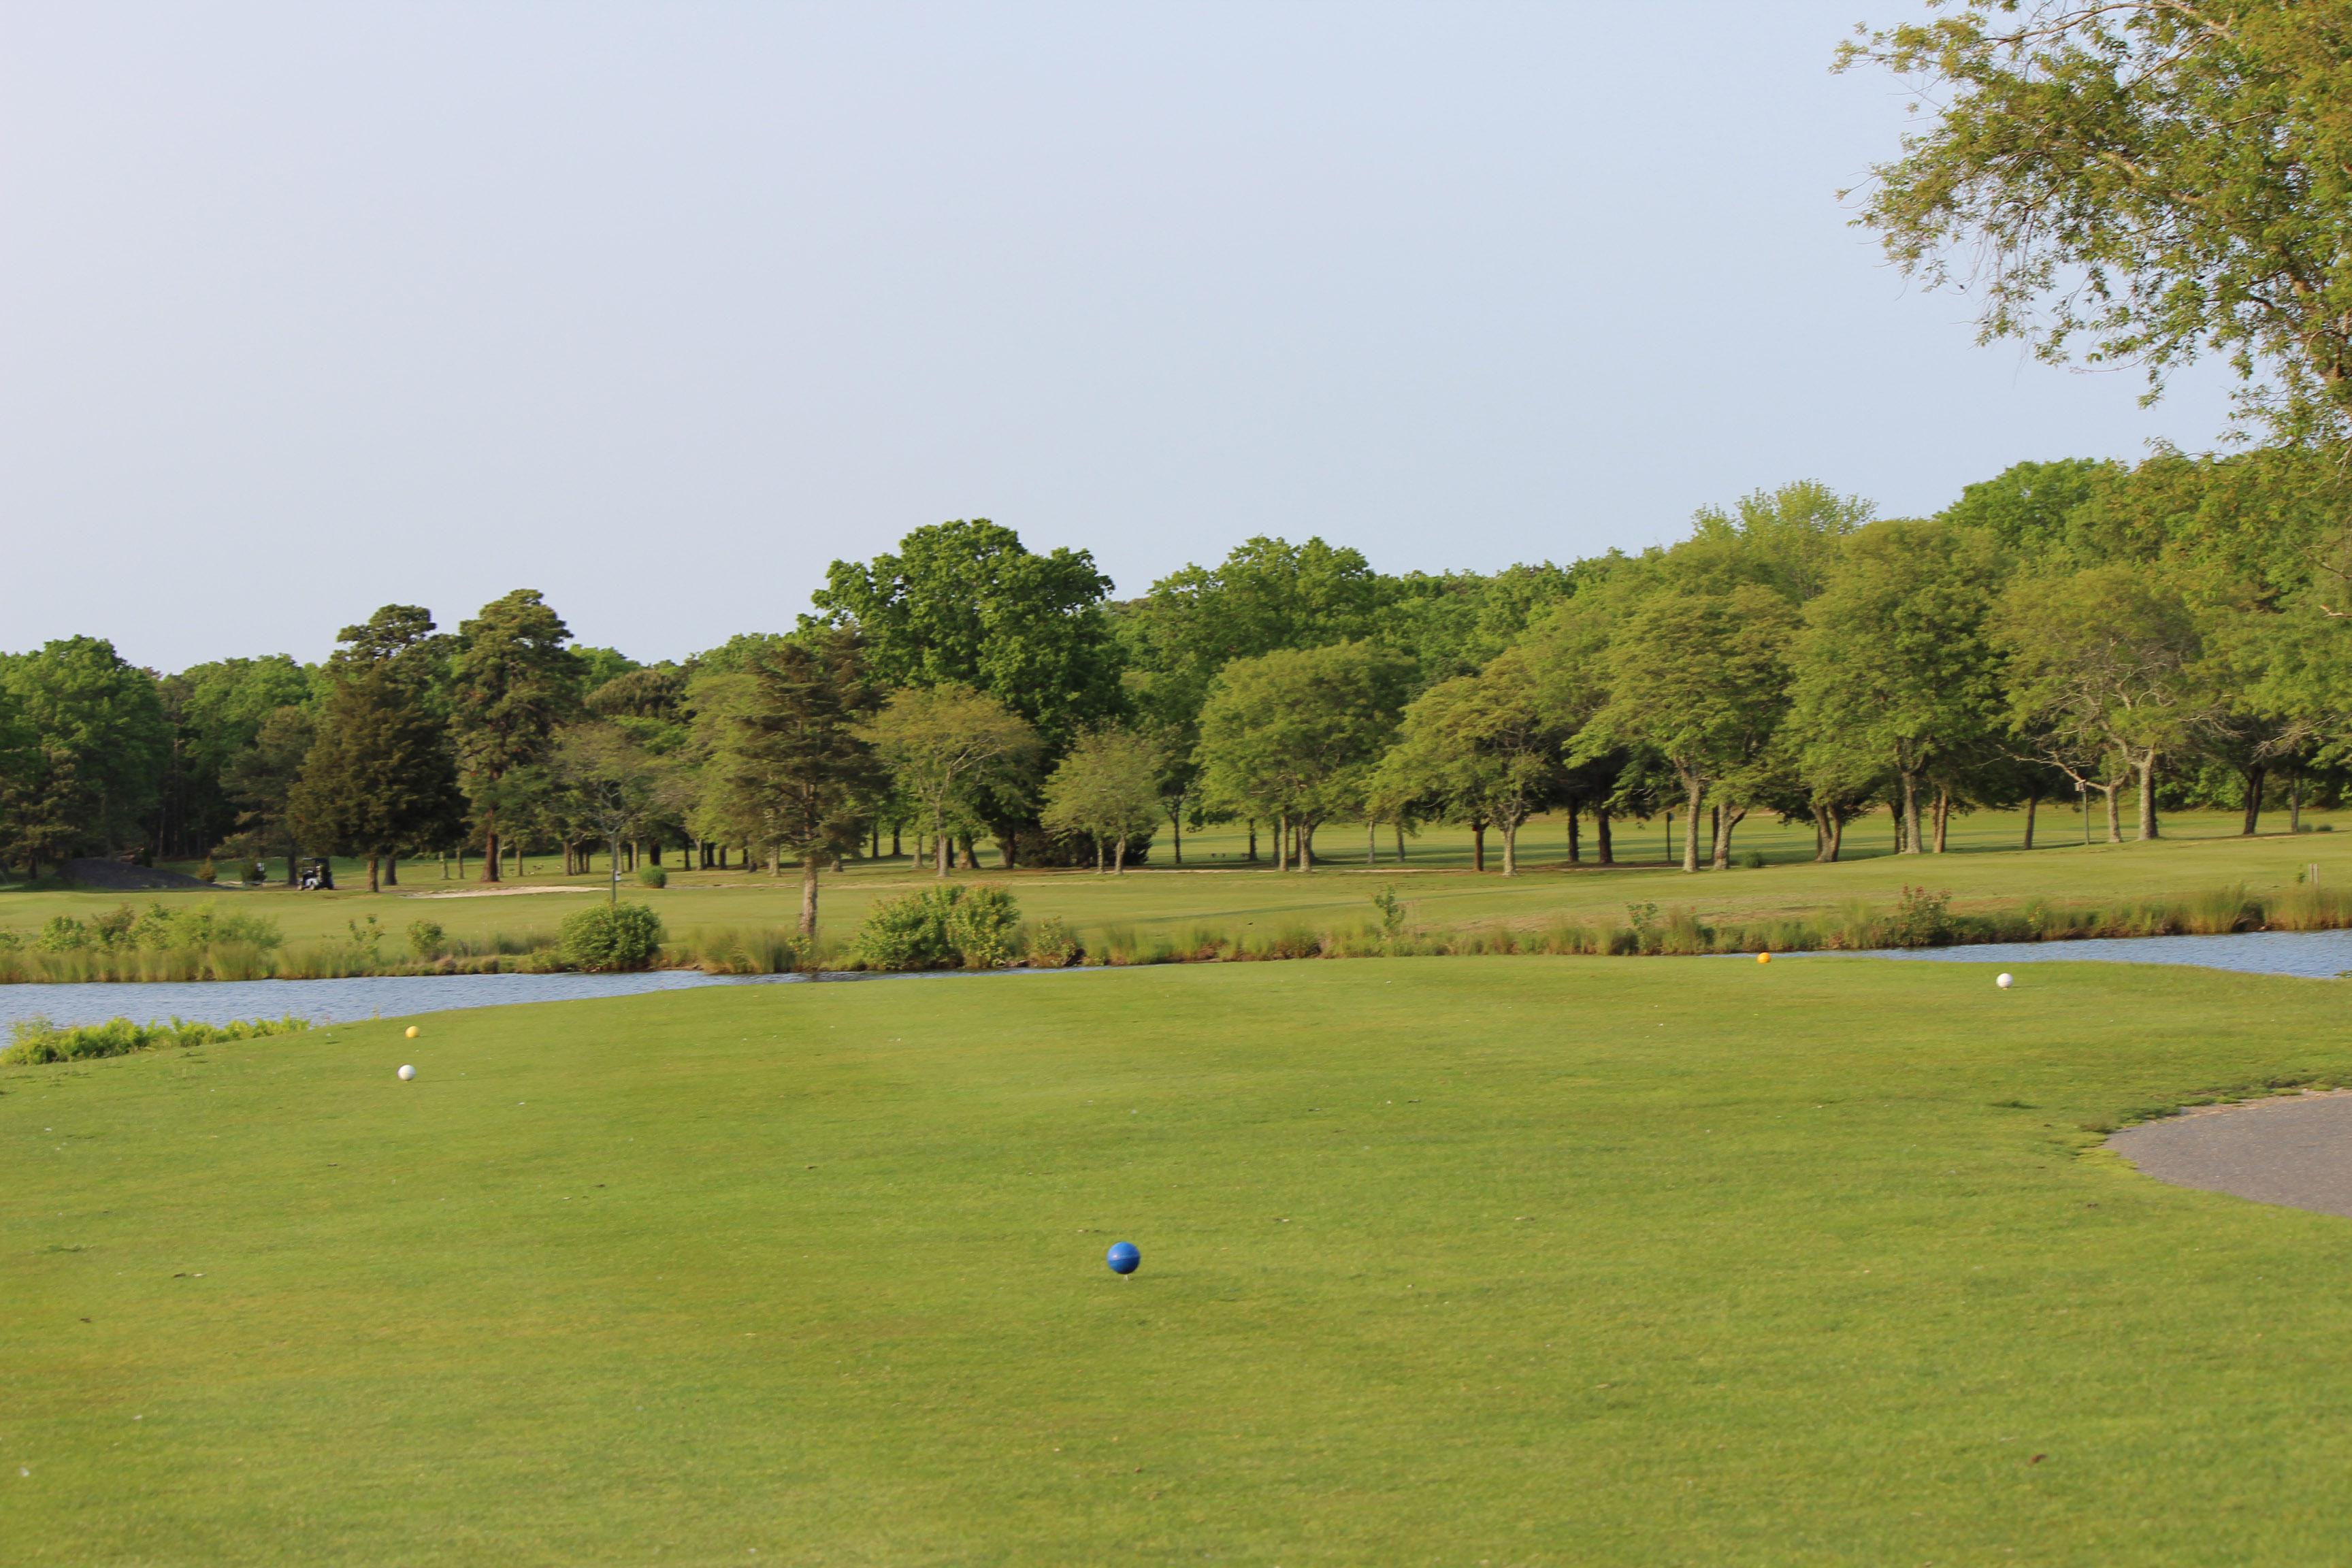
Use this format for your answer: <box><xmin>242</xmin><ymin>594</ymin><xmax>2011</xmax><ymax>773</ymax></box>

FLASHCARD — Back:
<box><xmin>0</xmin><ymin>1</ymin><xmax>2239</xmax><ymax>672</ymax></box>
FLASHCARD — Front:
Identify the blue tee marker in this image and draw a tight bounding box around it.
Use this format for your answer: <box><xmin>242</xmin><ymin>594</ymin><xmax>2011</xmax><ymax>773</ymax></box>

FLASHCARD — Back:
<box><xmin>1106</xmin><ymin>1241</ymin><xmax>1141</xmax><ymax>1275</ymax></box>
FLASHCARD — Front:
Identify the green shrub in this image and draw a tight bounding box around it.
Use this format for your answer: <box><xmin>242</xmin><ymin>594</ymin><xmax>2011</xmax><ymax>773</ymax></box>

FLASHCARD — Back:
<box><xmin>197</xmin><ymin>858</ymin><xmax>218</xmax><ymax>883</ymax></box>
<box><xmin>853</xmin><ymin>887</ymin><xmax>962</xmax><ymax>970</ymax></box>
<box><xmin>559</xmin><ymin>902</ymin><xmax>666</xmax><ymax>973</ymax></box>
<box><xmin>407</xmin><ymin>919</ymin><xmax>446</xmax><ymax>960</ymax></box>
<box><xmin>637</xmin><ymin>866</ymin><xmax>668</xmax><ymax>889</ymax></box>
<box><xmin>1737</xmin><ymin>849</ymin><xmax>1767</xmax><ymax>869</ymax></box>
<box><xmin>37</xmin><ymin>914</ymin><xmax>88</xmax><ymax>952</ymax></box>
<box><xmin>946</xmin><ymin>883</ymin><xmax>1022</xmax><ymax>968</ymax></box>
<box><xmin>1887</xmin><ymin>885</ymin><xmax>1954</xmax><ymax>948</ymax></box>
<box><xmin>853</xmin><ymin>883</ymin><xmax>1024</xmax><ymax>970</ymax></box>
<box><xmin>1023</xmin><ymin>915</ymin><xmax>1084</xmax><ymax>968</ymax></box>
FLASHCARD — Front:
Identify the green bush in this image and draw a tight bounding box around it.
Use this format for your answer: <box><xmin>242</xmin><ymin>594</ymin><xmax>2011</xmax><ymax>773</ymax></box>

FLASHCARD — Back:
<box><xmin>637</xmin><ymin>866</ymin><xmax>668</xmax><ymax>889</ymax></box>
<box><xmin>37</xmin><ymin>914</ymin><xmax>88</xmax><ymax>952</ymax></box>
<box><xmin>853</xmin><ymin>887</ymin><xmax>962</xmax><ymax>971</ymax></box>
<box><xmin>559</xmin><ymin>901</ymin><xmax>666</xmax><ymax>973</ymax></box>
<box><xmin>1887</xmin><ymin>885</ymin><xmax>1954</xmax><ymax>948</ymax></box>
<box><xmin>407</xmin><ymin>919</ymin><xmax>446</xmax><ymax>960</ymax></box>
<box><xmin>1023</xmin><ymin>915</ymin><xmax>1084</xmax><ymax>968</ymax></box>
<box><xmin>197</xmin><ymin>858</ymin><xmax>218</xmax><ymax>883</ymax></box>
<box><xmin>853</xmin><ymin>883</ymin><xmax>1024</xmax><ymax>970</ymax></box>
<box><xmin>946</xmin><ymin>883</ymin><xmax>1022</xmax><ymax>968</ymax></box>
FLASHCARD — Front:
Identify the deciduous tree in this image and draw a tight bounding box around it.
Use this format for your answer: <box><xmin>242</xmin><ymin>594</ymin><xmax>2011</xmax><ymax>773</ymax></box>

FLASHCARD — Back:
<box><xmin>860</xmin><ymin>683</ymin><xmax>1040</xmax><ymax>877</ymax></box>
<box><xmin>1575</xmin><ymin>586</ymin><xmax>1797</xmax><ymax>872</ymax></box>
<box><xmin>1041</xmin><ymin>728</ymin><xmax>1163</xmax><ymax>873</ymax></box>
<box><xmin>1993</xmin><ymin>564</ymin><xmax>2205</xmax><ymax>840</ymax></box>
<box><xmin>1787</xmin><ymin>519</ymin><xmax>2005</xmax><ymax>854</ymax></box>
<box><xmin>1843</xmin><ymin>2</ymin><xmax>2352</xmax><ymax>440</ymax></box>
<box><xmin>1196</xmin><ymin>640</ymin><xmax>1411</xmax><ymax>871</ymax></box>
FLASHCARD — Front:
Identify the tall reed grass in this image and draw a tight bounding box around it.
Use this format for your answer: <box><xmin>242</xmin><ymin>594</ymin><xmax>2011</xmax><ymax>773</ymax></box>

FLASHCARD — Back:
<box><xmin>1066</xmin><ymin>883</ymin><xmax>2351</xmax><ymax>967</ymax></box>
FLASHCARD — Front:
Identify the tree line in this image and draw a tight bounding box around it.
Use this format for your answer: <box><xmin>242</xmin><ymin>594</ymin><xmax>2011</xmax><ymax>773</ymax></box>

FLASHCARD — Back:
<box><xmin>7</xmin><ymin>446</ymin><xmax>2352</xmax><ymax>929</ymax></box>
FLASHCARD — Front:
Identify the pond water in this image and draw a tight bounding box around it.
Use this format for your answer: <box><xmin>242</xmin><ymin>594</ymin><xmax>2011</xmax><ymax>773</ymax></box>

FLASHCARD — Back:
<box><xmin>0</xmin><ymin>970</ymin><xmax>814</xmax><ymax>1029</ymax></box>
<box><xmin>1856</xmin><ymin>928</ymin><xmax>2352</xmax><ymax>981</ymax></box>
<box><xmin>5</xmin><ymin>930</ymin><xmax>2346</xmax><ymax>1030</ymax></box>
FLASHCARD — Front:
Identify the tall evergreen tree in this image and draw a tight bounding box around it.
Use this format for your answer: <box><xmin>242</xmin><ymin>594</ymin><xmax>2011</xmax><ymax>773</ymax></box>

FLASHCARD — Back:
<box><xmin>449</xmin><ymin>591</ymin><xmax>579</xmax><ymax>881</ymax></box>
<box><xmin>289</xmin><ymin>612</ymin><xmax>464</xmax><ymax>892</ymax></box>
<box><xmin>696</xmin><ymin>631</ymin><xmax>882</xmax><ymax>936</ymax></box>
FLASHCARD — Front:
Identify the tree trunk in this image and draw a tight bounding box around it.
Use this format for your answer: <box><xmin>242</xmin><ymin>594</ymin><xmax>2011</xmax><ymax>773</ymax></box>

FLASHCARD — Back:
<box><xmin>800</xmin><ymin>852</ymin><xmax>819</xmax><ymax>938</ymax></box>
<box><xmin>1710</xmin><ymin>804</ymin><xmax>1731</xmax><ymax>870</ymax></box>
<box><xmin>1899</xmin><ymin>772</ymin><xmax>1922</xmax><ymax>855</ymax></box>
<box><xmin>2137</xmin><ymin>753</ymin><xmax>2159</xmax><ymax>840</ymax></box>
<box><xmin>1812</xmin><ymin>811</ymin><xmax>1826</xmax><ymax>861</ymax></box>
<box><xmin>1247</xmin><ymin>820</ymin><xmax>1258</xmax><ymax>863</ymax></box>
<box><xmin>1501</xmin><ymin>817</ymin><xmax>1518</xmax><ymax>877</ymax></box>
<box><xmin>1932</xmin><ymin>788</ymin><xmax>1950</xmax><ymax>853</ymax></box>
<box><xmin>1275</xmin><ymin>814</ymin><xmax>1288</xmax><ymax>872</ymax></box>
<box><xmin>1094</xmin><ymin>836</ymin><xmax>1105</xmax><ymax>873</ymax></box>
<box><xmin>383</xmin><ymin>854</ymin><xmax>397</xmax><ymax>886</ymax></box>
<box><xmin>2105</xmin><ymin>783</ymin><xmax>2123</xmax><ymax>843</ymax></box>
<box><xmin>1595</xmin><ymin>809</ymin><xmax>1614</xmax><ymax>866</ymax></box>
<box><xmin>1567</xmin><ymin>805</ymin><xmax>1580</xmax><ymax>864</ymax></box>
<box><xmin>1682</xmin><ymin>776</ymin><xmax>1704</xmax><ymax>873</ymax></box>
<box><xmin>1471</xmin><ymin>820</ymin><xmax>1486</xmax><ymax>873</ymax></box>
<box><xmin>890</xmin><ymin>826</ymin><xmax>900</xmax><ymax>858</ymax></box>
<box><xmin>367</xmin><ymin>853</ymin><xmax>380</xmax><ymax>894</ymax></box>
<box><xmin>1113</xmin><ymin>834</ymin><xmax>1127</xmax><ymax>875</ymax></box>
<box><xmin>2292</xmin><ymin>774</ymin><xmax>2304</xmax><ymax>832</ymax></box>
<box><xmin>1827</xmin><ymin>813</ymin><xmax>1844</xmax><ymax>862</ymax></box>
<box><xmin>609</xmin><ymin>838</ymin><xmax>622</xmax><ymax>904</ymax></box>
<box><xmin>2023</xmin><ymin>791</ymin><xmax>2038</xmax><ymax>849</ymax></box>
<box><xmin>482</xmin><ymin>815</ymin><xmax>502</xmax><ymax>881</ymax></box>
<box><xmin>2242</xmin><ymin>765</ymin><xmax>2266</xmax><ymax>835</ymax></box>
<box><xmin>1367</xmin><ymin>819</ymin><xmax>1377</xmax><ymax>867</ymax></box>
<box><xmin>1394</xmin><ymin>823</ymin><xmax>1406</xmax><ymax>863</ymax></box>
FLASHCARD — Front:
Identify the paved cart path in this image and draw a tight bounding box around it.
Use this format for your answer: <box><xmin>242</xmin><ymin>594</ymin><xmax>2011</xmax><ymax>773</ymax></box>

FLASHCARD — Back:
<box><xmin>2110</xmin><ymin>1092</ymin><xmax>2352</xmax><ymax>1219</ymax></box>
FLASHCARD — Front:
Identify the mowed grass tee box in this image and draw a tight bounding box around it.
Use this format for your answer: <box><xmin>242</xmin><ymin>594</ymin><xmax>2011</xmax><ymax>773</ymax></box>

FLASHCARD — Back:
<box><xmin>10</xmin><ymin>957</ymin><xmax>2352</xmax><ymax>1563</ymax></box>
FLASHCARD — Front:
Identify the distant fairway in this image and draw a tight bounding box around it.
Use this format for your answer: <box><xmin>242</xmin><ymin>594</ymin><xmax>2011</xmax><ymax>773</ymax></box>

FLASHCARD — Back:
<box><xmin>4</xmin><ymin>807</ymin><xmax>2349</xmax><ymax>967</ymax></box>
<box><xmin>10</xmin><ymin>958</ymin><xmax>2352</xmax><ymax>1564</ymax></box>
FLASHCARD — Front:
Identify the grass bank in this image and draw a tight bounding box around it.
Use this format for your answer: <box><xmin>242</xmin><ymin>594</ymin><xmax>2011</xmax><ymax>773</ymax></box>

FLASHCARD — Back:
<box><xmin>7</xmin><ymin>959</ymin><xmax>2352</xmax><ymax>1562</ymax></box>
<box><xmin>8</xmin><ymin>875</ymin><xmax>2352</xmax><ymax>984</ymax></box>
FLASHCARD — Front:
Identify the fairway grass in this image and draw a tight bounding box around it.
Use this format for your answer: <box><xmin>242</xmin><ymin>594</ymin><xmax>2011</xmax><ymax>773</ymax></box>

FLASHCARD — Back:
<box><xmin>9</xmin><ymin>959</ymin><xmax>2352</xmax><ymax>1564</ymax></box>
